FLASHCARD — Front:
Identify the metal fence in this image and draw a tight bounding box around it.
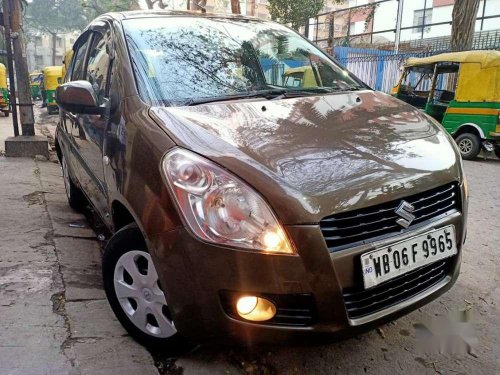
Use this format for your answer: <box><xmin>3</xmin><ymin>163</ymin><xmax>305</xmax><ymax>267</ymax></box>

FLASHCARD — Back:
<box><xmin>333</xmin><ymin>47</ymin><xmax>460</xmax><ymax>93</ymax></box>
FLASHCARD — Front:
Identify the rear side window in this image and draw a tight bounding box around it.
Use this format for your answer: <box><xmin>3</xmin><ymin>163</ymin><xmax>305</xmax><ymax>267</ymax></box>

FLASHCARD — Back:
<box><xmin>86</xmin><ymin>33</ymin><xmax>111</xmax><ymax>105</ymax></box>
<box><xmin>71</xmin><ymin>35</ymin><xmax>91</xmax><ymax>81</ymax></box>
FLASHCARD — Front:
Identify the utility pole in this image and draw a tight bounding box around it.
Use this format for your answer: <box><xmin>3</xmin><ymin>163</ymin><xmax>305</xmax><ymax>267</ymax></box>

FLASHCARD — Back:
<box><xmin>3</xmin><ymin>0</ymin><xmax>47</xmax><ymax>158</ymax></box>
<box><xmin>9</xmin><ymin>0</ymin><xmax>35</xmax><ymax>136</ymax></box>
<box><xmin>2</xmin><ymin>0</ymin><xmax>19</xmax><ymax>137</ymax></box>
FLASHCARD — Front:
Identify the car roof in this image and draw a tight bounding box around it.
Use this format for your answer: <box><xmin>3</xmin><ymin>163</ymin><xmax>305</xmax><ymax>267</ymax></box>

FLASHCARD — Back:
<box><xmin>103</xmin><ymin>9</ymin><xmax>264</xmax><ymax>23</ymax></box>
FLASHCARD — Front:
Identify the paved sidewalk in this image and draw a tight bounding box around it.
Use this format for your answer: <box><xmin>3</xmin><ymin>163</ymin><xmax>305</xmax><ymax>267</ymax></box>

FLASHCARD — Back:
<box><xmin>0</xmin><ymin>112</ymin><xmax>158</xmax><ymax>374</ymax></box>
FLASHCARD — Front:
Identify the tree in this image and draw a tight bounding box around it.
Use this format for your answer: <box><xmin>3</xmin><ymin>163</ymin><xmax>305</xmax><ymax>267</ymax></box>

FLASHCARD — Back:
<box><xmin>267</xmin><ymin>0</ymin><xmax>325</xmax><ymax>30</ymax></box>
<box><xmin>143</xmin><ymin>0</ymin><xmax>168</xmax><ymax>9</ymax></box>
<box><xmin>81</xmin><ymin>0</ymin><xmax>141</xmax><ymax>18</ymax></box>
<box><xmin>231</xmin><ymin>0</ymin><xmax>241</xmax><ymax>14</ymax></box>
<box><xmin>25</xmin><ymin>0</ymin><xmax>87</xmax><ymax>65</ymax></box>
<box><xmin>450</xmin><ymin>0</ymin><xmax>480</xmax><ymax>51</ymax></box>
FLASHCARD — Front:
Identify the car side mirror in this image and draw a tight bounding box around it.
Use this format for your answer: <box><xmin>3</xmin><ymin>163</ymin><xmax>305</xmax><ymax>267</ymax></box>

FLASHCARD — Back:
<box><xmin>56</xmin><ymin>80</ymin><xmax>104</xmax><ymax>115</ymax></box>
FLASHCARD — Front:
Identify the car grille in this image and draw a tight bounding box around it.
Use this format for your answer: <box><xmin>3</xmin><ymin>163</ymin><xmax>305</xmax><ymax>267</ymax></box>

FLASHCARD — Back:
<box><xmin>320</xmin><ymin>182</ymin><xmax>460</xmax><ymax>252</ymax></box>
<box><xmin>343</xmin><ymin>259</ymin><xmax>452</xmax><ymax>320</ymax></box>
<box><xmin>219</xmin><ymin>291</ymin><xmax>317</xmax><ymax>327</ymax></box>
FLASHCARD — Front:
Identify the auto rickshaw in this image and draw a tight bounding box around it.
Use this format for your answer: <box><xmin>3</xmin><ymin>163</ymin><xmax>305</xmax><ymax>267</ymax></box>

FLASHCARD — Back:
<box><xmin>43</xmin><ymin>66</ymin><xmax>63</xmax><ymax>115</ymax></box>
<box><xmin>29</xmin><ymin>72</ymin><xmax>43</xmax><ymax>100</ymax></box>
<box><xmin>0</xmin><ymin>63</ymin><xmax>10</xmax><ymax>117</ymax></box>
<box><xmin>283</xmin><ymin>66</ymin><xmax>322</xmax><ymax>88</ymax></box>
<box><xmin>392</xmin><ymin>50</ymin><xmax>500</xmax><ymax>160</ymax></box>
<box><xmin>62</xmin><ymin>49</ymin><xmax>73</xmax><ymax>80</ymax></box>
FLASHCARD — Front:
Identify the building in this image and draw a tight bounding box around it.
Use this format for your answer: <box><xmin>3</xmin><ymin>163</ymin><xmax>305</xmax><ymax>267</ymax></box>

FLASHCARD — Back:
<box><xmin>313</xmin><ymin>0</ymin><xmax>500</xmax><ymax>50</ymax></box>
<box><xmin>26</xmin><ymin>31</ymin><xmax>80</xmax><ymax>73</ymax></box>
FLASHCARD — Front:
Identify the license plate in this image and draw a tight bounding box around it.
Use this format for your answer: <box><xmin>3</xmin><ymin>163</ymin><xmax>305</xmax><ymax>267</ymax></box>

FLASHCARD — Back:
<box><xmin>361</xmin><ymin>225</ymin><xmax>457</xmax><ymax>289</ymax></box>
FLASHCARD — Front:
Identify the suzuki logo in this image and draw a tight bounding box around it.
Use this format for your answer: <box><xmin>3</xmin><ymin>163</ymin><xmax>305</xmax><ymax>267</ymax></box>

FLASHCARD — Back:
<box><xmin>395</xmin><ymin>201</ymin><xmax>416</xmax><ymax>228</ymax></box>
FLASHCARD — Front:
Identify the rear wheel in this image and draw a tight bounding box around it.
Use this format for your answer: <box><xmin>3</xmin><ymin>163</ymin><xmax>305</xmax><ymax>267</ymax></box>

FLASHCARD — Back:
<box><xmin>495</xmin><ymin>148</ymin><xmax>500</xmax><ymax>159</ymax></box>
<box><xmin>102</xmin><ymin>224</ymin><xmax>184</xmax><ymax>348</ymax></box>
<box><xmin>455</xmin><ymin>133</ymin><xmax>481</xmax><ymax>160</ymax></box>
<box><xmin>61</xmin><ymin>154</ymin><xmax>86</xmax><ymax>211</ymax></box>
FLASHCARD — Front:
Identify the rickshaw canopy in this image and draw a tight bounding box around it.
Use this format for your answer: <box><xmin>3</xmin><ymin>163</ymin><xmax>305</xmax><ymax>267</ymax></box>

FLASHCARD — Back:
<box><xmin>43</xmin><ymin>66</ymin><xmax>64</xmax><ymax>90</ymax></box>
<box><xmin>405</xmin><ymin>50</ymin><xmax>500</xmax><ymax>103</ymax></box>
<box><xmin>0</xmin><ymin>63</ymin><xmax>7</xmax><ymax>88</ymax></box>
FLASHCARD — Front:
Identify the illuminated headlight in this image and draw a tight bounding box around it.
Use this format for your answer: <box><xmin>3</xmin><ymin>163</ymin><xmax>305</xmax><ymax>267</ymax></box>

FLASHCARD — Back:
<box><xmin>162</xmin><ymin>148</ymin><xmax>294</xmax><ymax>254</ymax></box>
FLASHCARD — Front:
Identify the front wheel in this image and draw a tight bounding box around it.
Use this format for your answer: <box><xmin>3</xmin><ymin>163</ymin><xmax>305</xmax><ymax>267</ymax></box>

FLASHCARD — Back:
<box><xmin>455</xmin><ymin>133</ymin><xmax>481</xmax><ymax>160</ymax></box>
<box><xmin>102</xmin><ymin>224</ymin><xmax>184</xmax><ymax>348</ymax></box>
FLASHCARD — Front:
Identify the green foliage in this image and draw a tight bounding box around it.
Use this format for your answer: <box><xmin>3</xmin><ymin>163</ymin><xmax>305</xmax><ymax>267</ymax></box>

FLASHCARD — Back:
<box><xmin>267</xmin><ymin>0</ymin><xmax>325</xmax><ymax>30</ymax></box>
<box><xmin>81</xmin><ymin>0</ymin><xmax>140</xmax><ymax>19</ymax></box>
<box><xmin>25</xmin><ymin>0</ymin><xmax>88</xmax><ymax>34</ymax></box>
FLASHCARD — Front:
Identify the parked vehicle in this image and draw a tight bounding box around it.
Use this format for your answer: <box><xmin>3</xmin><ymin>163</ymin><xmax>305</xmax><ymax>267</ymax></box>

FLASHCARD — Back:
<box><xmin>0</xmin><ymin>63</ymin><xmax>10</xmax><ymax>117</ymax></box>
<box><xmin>43</xmin><ymin>66</ymin><xmax>63</xmax><ymax>114</ymax></box>
<box><xmin>392</xmin><ymin>51</ymin><xmax>500</xmax><ymax>160</ymax></box>
<box><xmin>56</xmin><ymin>11</ymin><xmax>467</xmax><ymax>348</ymax></box>
<box><xmin>30</xmin><ymin>72</ymin><xmax>43</xmax><ymax>100</ymax></box>
<box><xmin>62</xmin><ymin>49</ymin><xmax>74</xmax><ymax>80</ymax></box>
<box><xmin>283</xmin><ymin>66</ymin><xmax>321</xmax><ymax>88</ymax></box>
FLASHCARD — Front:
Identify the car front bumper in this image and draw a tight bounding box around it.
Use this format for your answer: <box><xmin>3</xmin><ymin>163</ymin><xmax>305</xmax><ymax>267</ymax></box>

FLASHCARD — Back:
<box><xmin>149</xmin><ymin>208</ymin><xmax>465</xmax><ymax>345</ymax></box>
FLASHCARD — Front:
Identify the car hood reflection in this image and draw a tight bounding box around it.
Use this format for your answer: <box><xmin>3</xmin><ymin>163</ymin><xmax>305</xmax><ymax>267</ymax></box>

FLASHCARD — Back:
<box><xmin>150</xmin><ymin>90</ymin><xmax>460</xmax><ymax>225</ymax></box>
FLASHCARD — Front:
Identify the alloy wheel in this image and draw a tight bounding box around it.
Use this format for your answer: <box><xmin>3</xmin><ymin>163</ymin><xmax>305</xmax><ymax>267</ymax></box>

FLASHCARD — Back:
<box><xmin>113</xmin><ymin>250</ymin><xmax>177</xmax><ymax>338</ymax></box>
<box><xmin>458</xmin><ymin>138</ymin><xmax>473</xmax><ymax>154</ymax></box>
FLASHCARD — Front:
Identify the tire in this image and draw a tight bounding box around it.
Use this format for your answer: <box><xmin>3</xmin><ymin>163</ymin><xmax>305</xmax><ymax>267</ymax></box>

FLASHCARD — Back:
<box><xmin>3</xmin><ymin>110</ymin><xmax>9</xmax><ymax>117</ymax></box>
<box><xmin>61</xmin><ymin>153</ymin><xmax>86</xmax><ymax>211</ymax></box>
<box><xmin>455</xmin><ymin>133</ymin><xmax>481</xmax><ymax>160</ymax></box>
<box><xmin>102</xmin><ymin>224</ymin><xmax>184</xmax><ymax>349</ymax></box>
<box><xmin>495</xmin><ymin>148</ymin><xmax>500</xmax><ymax>159</ymax></box>
<box><xmin>47</xmin><ymin>106</ymin><xmax>54</xmax><ymax>115</ymax></box>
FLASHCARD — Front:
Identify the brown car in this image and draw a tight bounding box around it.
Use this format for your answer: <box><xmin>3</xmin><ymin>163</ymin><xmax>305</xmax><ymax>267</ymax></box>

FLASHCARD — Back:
<box><xmin>55</xmin><ymin>11</ymin><xmax>468</xmax><ymax>347</ymax></box>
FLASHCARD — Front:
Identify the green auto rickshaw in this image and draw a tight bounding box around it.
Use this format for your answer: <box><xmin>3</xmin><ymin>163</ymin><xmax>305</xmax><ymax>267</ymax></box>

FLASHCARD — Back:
<box><xmin>0</xmin><ymin>63</ymin><xmax>10</xmax><ymax>117</ymax></box>
<box><xmin>392</xmin><ymin>50</ymin><xmax>500</xmax><ymax>160</ymax></box>
<box><xmin>30</xmin><ymin>72</ymin><xmax>43</xmax><ymax>100</ymax></box>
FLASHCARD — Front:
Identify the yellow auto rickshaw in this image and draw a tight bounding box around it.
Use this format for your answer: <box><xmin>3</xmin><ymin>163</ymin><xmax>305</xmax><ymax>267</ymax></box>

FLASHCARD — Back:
<box><xmin>392</xmin><ymin>50</ymin><xmax>500</xmax><ymax>159</ymax></box>
<box><xmin>0</xmin><ymin>63</ymin><xmax>10</xmax><ymax>117</ymax></box>
<box><xmin>43</xmin><ymin>66</ymin><xmax>63</xmax><ymax>115</ymax></box>
<box><xmin>283</xmin><ymin>66</ymin><xmax>323</xmax><ymax>88</ymax></box>
<box><xmin>62</xmin><ymin>49</ymin><xmax>74</xmax><ymax>80</ymax></box>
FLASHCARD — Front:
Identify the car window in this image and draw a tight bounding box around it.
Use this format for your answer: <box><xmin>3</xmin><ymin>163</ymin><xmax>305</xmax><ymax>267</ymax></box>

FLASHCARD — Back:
<box><xmin>72</xmin><ymin>34</ymin><xmax>91</xmax><ymax>81</ymax></box>
<box><xmin>86</xmin><ymin>32</ymin><xmax>111</xmax><ymax>105</ymax></box>
<box><xmin>123</xmin><ymin>17</ymin><xmax>364</xmax><ymax>106</ymax></box>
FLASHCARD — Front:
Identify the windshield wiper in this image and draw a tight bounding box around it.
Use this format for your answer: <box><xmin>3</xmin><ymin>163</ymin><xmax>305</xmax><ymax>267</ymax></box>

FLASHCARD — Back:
<box><xmin>184</xmin><ymin>89</ymin><xmax>287</xmax><ymax>106</ymax></box>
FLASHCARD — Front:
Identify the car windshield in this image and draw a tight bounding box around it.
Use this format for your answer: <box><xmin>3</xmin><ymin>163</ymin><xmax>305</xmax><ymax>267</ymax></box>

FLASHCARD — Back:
<box><xmin>123</xmin><ymin>17</ymin><xmax>364</xmax><ymax>106</ymax></box>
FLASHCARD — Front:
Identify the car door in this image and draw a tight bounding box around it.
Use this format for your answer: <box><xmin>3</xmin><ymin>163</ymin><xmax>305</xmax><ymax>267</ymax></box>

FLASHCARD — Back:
<box><xmin>72</xmin><ymin>26</ymin><xmax>113</xmax><ymax>218</ymax></box>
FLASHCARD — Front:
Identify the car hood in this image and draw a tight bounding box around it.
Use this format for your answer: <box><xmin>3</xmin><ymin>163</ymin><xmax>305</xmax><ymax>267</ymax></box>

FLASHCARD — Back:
<box><xmin>150</xmin><ymin>90</ymin><xmax>461</xmax><ymax>225</ymax></box>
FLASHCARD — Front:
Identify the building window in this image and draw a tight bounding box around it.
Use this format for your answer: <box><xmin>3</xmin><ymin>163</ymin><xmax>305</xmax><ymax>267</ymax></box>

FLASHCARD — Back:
<box><xmin>55</xmin><ymin>55</ymin><xmax>63</xmax><ymax>64</ymax></box>
<box><xmin>413</xmin><ymin>8</ymin><xmax>433</xmax><ymax>34</ymax></box>
<box><xmin>35</xmin><ymin>56</ymin><xmax>43</xmax><ymax>66</ymax></box>
<box><xmin>57</xmin><ymin>37</ymin><xmax>63</xmax><ymax>48</ymax></box>
<box><xmin>35</xmin><ymin>36</ymin><xmax>43</xmax><ymax>46</ymax></box>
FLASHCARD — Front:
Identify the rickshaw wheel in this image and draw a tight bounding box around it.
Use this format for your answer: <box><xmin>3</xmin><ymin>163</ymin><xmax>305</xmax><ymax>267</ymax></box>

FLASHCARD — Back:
<box><xmin>494</xmin><ymin>148</ymin><xmax>500</xmax><ymax>159</ymax></box>
<box><xmin>456</xmin><ymin>133</ymin><xmax>481</xmax><ymax>160</ymax></box>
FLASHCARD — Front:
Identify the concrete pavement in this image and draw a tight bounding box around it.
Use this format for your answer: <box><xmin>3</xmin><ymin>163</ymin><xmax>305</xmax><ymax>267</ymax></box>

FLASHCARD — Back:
<box><xmin>0</xmin><ymin>108</ymin><xmax>158</xmax><ymax>375</ymax></box>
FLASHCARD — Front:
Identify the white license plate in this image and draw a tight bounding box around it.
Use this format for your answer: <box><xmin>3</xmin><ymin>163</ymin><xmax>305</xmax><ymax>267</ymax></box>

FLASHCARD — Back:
<box><xmin>361</xmin><ymin>225</ymin><xmax>457</xmax><ymax>289</ymax></box>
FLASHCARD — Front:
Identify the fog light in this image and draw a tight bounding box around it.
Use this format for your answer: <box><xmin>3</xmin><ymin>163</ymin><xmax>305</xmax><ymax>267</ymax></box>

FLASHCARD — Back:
<box><xmin>236</xmin><ymin>296</ymin><xmax>276</xmax><ymax>322</ymax></box>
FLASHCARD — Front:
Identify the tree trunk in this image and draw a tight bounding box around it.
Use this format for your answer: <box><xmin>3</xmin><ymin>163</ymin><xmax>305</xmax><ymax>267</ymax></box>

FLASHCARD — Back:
<box><xmin>231</xmin><ymin>0</ymin><xmax>240</xmax><ymax>14</ymax></box>
<box><xmin>9</xmin><ymin>0</ymin><xmax>35</xmax><ymax>136</ymax></box>
<box><xmin>51</xmin><ymin>32</ymin><xmax>57</xmax><ymax>66</ymax></box>
<box><xmin>450</xmin><ymin>0</ymin><xmax>480</xmax><ymax>51</ymax></box>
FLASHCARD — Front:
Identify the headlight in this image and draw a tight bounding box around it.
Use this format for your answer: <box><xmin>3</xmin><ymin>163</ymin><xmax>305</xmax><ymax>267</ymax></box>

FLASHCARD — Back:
<box><xmin>162</xmin><ymin>148</ymin><xmax>294</xmax><ymax>254</ymax></box>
